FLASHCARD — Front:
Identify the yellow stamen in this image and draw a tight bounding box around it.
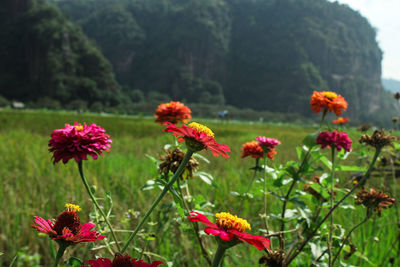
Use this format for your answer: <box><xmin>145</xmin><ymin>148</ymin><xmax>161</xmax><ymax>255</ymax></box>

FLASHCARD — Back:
<box><xmin>216</xmin><ymin>212</ymin><xmax>251</xmax><ymax>232</ymax></box>
<box><xmin>65</xmin><ymin>203</ymin><xmax>81</xmax><ymax>212</ymax></box>
<box><xmin>323</xmin><ymin>91</ymin><xmax>338</xmax><ymax>100</ymax></box>
<box><xmin>352</xmin><ymin>180</ymin><xmax>358</xmax><ymax>185</ymax></box>
<box><xmin>188</xmin><ymin>122</ymin><xmax>214</xmax><ymax>137</ymax></box>
<box><xmin>75</xmin><ymin>125</ymin><xmax>83</xmax><ymax>131</ymax></box>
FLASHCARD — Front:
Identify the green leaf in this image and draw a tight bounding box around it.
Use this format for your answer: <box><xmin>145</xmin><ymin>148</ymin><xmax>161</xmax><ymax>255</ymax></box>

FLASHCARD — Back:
<box><xmin>335</xmin><ymin>165</ymin><xmax>365</xmax><ymax>172</ymax></box>
<box><xmin>66</xmin><ymin>257</ymin><xmax>82</xmax><ymax>267</ymax></box>
<box><xmin>192</xmin><ymin>153</ymin><xmax>210</xmax><ymax>164</ymax></box>
<box><xmin>302</xmin><ymin>130</ymin><xmax>321</xmax><ymax>148</ymax></box>
<box><xmin>194</xmin><ymin>171</ymin><xmax>216</xmax><ymax>187</ymax></box>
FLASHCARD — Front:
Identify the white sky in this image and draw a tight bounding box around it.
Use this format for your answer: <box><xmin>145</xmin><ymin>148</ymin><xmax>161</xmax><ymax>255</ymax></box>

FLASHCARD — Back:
<box><xmin>329</xmin><ymin>0</ymin><xmax>400</xmax><ymax>80</ymax></box>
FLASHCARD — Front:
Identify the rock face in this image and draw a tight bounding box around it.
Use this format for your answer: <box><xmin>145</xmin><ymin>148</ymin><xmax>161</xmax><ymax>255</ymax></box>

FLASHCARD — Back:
<box><xmin>2</xmin><ymin>0</ymin><xmax>396</xmax><ymax>122</ymax></box>
<box><xmin>56</xmin><ymin>0</ymin><xmax>390</xmax><ymax>120</ymax></box>
<box><xmin>227</xmin><ymin>0</ymin><xmax>384</xmax><ymax>119</ymax></box>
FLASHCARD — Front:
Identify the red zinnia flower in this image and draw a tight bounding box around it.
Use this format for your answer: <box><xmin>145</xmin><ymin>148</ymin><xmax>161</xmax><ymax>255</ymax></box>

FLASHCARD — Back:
<box><xmin>310</xmin><ymin>91</ymin><xmax>348</xmax><ymax>116</ymax></box>
<box><xmin>154</xmin><ymin>101</ymin><xmax>192</xmax><ymax>124</ymax></box>
<box><xmin>316</xmin><ymin>130</ymin><xmax>352</xmax><ymax>152</ymax></box>
<box><xmin>82</xmin><ymin>253</ymin><xmax>163</xmax><ymax>267</ymax></box>
<box><xmin>188</xmin><ymin>211</ymin><xmax>270</xmax><ymax>250</ymax></box>
<box><xmin>241</xmin><ymin>141</ymin><xmax>276</xmax><ymax>160</ymax></box>
<box><xmin>332</xmin><ymin>117</ymin><xmax>349</xmax><ymax>124</ymax></box>
<box><xmin>49</xmin><ymin>123</ymin><xmax>112</xmax><ymax>164</ymax></box>
<box><xmin>163</xmin><ymin>122</ymin><xmax>230</xmax><ymax>159</ymax></box>
<box><xmin>31</xmin><ymin>204</ymin><xmax>105</xmax><ymax>245</ymax></box>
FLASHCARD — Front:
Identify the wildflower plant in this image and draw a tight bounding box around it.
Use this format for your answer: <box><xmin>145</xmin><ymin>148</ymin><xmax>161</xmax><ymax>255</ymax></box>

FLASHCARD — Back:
<box><xmin>26</xmin><ymin>95</ymin><xmax>398</xmax><ymax>267</ymax></box>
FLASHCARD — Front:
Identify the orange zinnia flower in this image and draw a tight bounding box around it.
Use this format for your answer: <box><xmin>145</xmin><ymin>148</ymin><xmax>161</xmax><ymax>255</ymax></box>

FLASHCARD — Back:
<box><xmin>310</xmin><ymin>91</ymin><xmax>348</xmax><ymax>116</ymax></box>
<box><xmin>332</xmin><ymin>117</ymin><xmax>349</xmax><ymax>124</ymax></box>
<box><xmin>154</xmin><ymin>101</ymin><xmax>192</xmax><ymax>124</ymax></box>
<box><xmin>241</xmin><ymin>141</ymin><xmax>276</xmax><ymax>160</ymax></box>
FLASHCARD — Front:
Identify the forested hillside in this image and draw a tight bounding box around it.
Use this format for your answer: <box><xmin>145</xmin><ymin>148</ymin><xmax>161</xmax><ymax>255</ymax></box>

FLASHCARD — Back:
<box><xmin>1</xmin><ymin>0</ymin><xmax>398</xmax><ymax>124</ymax></box>
<box><xmin>0</xmin><ymin>0</ymin><xmax>121</xmax><ymax>110</ymax></box>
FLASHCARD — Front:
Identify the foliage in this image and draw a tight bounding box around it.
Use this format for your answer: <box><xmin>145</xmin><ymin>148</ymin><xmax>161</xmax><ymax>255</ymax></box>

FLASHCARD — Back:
<box><xmin>0</xmin><ymin>110</ymin><xmax>399</xmax><ymax>266</ymax></box>
<box><xmin>48</xmin><ymin>0</ymin><xmax>397</xmax><ymax>125</ymax></box>
<box><xmin>0</xmin><ymin>0</ymin><xmax>120</xmax><ymax>107</ymax></box>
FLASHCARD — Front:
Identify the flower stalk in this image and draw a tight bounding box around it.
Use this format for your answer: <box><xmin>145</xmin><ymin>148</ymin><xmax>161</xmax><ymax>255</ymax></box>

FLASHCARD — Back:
<box><xmin>328</xmin><ymin>147</ymin><xmax>336</xmax><ymax>267</ymax></box>
<box><xmin>332</xmin><ymin>211</ymin><xmax>371</xmax><ymax>265</ymax></box>
<box><xmin>211</xmin><ymin>244</ymin><xmax>227</xmax><ymax>267</ymax></box>
<box><xmin>53</xmin><ymin>242</ymin><xmax>68</xmax><ymax>267</ymax></box>
<box><xmin>285</xmin><ymin>147</ymin><xmax>382</xmax><ymax>265</ymax></box>
<box><xmin>121</xmin><ymin>150</ymin><xmax>194</xmax><ymax>253</ymax></box>
<box><xmin>263</xmin><ymin>152</ymin><xmax>270</xmax><ymax>234</ymax></box>
<box><xmin>78</xmin><ymin>161</ymin><xmax>121</xmax><ymax>252</ymax></box>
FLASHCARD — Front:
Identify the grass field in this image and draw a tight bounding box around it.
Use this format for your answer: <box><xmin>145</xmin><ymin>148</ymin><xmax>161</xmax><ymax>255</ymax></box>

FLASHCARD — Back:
<box><xmin>0</xmin><ymin>109</ymin><xmax>399</xmax><ymax>266</ymax></box>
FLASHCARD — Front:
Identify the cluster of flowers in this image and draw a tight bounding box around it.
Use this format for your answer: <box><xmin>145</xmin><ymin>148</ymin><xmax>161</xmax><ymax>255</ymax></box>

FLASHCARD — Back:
<box><xmin>32</xmin><ymin>90</ymin><xmax>396</xmax><ymax>266</ymax></box>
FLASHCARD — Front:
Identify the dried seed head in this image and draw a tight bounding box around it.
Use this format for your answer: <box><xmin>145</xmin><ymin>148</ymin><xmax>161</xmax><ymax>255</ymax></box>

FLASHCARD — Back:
<box><xmin>355</xmin><ymin>188</ymin><xmax>395</xmax><ymax>216</ymax></box>
<box><xmin>357</xmin><ymin>123</ymin><xmax>372</xmax><ymax>132</ymax></box>
<box><xmin>259</xmin><ymin>249</ymin><xmax>285</xmax><ymax>267</ymax></box>
<box><xmin>359</xmin><ymin>130</ymin><xmax>396</xmax><ymax>149</ymax></box>
<box><xmin>158</xmin><ymin>148</ymin><xmax>199</xmax><ymax>180</ymax></box>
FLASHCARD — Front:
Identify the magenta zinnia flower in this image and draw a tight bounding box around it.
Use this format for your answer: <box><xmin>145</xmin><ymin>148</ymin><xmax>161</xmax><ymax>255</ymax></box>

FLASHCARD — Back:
<box><xmin>82</xmin><ymin>253</ymin><xmax>163</xmax><ymax>267</ymax></box>
<box><xmin>49</xmin><ymin>122</ymin><xmax>112</xmax><ymax>164</ymax></box>
<box><xmin>188</xmin><ymin>211</ymin><xmax>270</xmax><ymax>250</ymax></box>
<box><xmin>31</xmin><ymin>203</ymin><xmax>105</xmax><ymax>245</ymax></box>
<box><xmin>163</xmin><ymin>122</ymin><xmax>230</xmax><ymax>159</ymax></box>
<box><xmin>316</xmin><ymin>130</ymin><xmax>352</xmax><ymax>152</ymax></box>
<box><xmin>256</xmin><ymin>136</ymin><xmax>281</xmax><ymax>150</ymax></box>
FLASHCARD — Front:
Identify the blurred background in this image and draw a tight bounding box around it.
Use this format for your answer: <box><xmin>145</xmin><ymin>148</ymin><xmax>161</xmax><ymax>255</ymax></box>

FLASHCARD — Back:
<box><xmin>1</xmin><ymin>0</ymin><xmax>400</xmax><ymax>126</ymax></box>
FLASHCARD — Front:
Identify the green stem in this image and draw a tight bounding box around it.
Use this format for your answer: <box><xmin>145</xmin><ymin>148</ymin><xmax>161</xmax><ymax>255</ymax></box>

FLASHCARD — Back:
<box><xmin>211</xmin><ymin>245</ymin><xmax>227</xmax><ymax>267</ymax></box>
<box><xmin>320</xmin><ymin>108</ymin><xmax>328</xmax><ymax>128</ymax></box>
<box><xmin>53</xmin><ymin>243</ymin><xmax>68</xmax><ymax>267</ymax></box>
<box><xmin>263</xmin><ymin>153</ymin><xmax>269</xmax><ymax>234</ymax></box>
<box><xmin>332</xmin><ymin>212</ymin><xmax>371</xmax><ymax>265</ymax></box>
<box><xmin>78</xmin><ymin>161</ymin><xmax>121</xmax><ymax>252</ymax></box>
<box><xmin>328</xmin><ymin>148</ymin><xmax>336</xmax><ymax>267</ymax></box>
<box><xmin>285</xmin><ymin>147</ymin><xmax>382</xmax><ymax>265</ymax></box>
<box><xmin>121</xmin><ymin>150</ymin><xmax>194</xmax><ymax>253</ymax></box>
<box><xmin>280</xmin><ymin>150</ymin><xmax>311</xmax><ymax>249</ymax></box>
<box><xmin>177</xmin><ymin>178</ymin><xmax>212</xmax><ymax>265</ymax></box>
<box><xmin>239</xmin><ymin>158</ymin><xmax>259</xmax><ymax>212</ymax></box>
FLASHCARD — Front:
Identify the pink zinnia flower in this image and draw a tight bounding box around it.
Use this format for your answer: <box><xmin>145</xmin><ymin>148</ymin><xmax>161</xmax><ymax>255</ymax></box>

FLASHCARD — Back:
<box><xmin>82</xmin><ymin>253</ymin><xmax>163</xmax><ymax>267</ymax></box>
<box><xmin>316</xmin><ymin>130</ymin><xmax>352</xmax><ymax>152</ymax></box>
<box><xmin>256</xmin><ymin>136</ymin><xmax>281</xmax><ymax>150</ymax></box>
<box><xmin>49</xmin><ymin>122</ymin><xmax>112</xmax><ymax>164</ymax></box>
<box><xmin>31</xmin><ymin>204</ymin><xmax>105</xmax><ymax>245</ymax></box>
<box><xmin>163</xmin><ymin>122</ymin><xmax>230</xmax><ymax>159</ymax></box>
<box><xmin>188</xmin><ymin>211</ymin><xmax>270</xmax><ymax>250</ymax></box>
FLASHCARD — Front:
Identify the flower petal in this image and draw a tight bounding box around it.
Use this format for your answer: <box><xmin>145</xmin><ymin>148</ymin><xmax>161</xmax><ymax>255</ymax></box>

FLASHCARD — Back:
<box><xmin>229</xmin><ymin>230</ymin><xmax>270</xmax><ymax>250</ymax></box>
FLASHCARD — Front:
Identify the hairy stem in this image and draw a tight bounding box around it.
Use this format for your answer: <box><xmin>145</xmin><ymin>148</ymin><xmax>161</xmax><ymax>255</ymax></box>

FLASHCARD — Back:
<box><xmin>121</xmin><ymin>150</ymin><xmax>194</xmax><ymax>253</ymax></box>
<box><xmin>78</xmin><ymin>161</ymin><xmax>121</xmax><ymax>252</ymax></box>
<box><xmin>279</xmin><ymin>150</ymin><xmax>311</xmax><ymax>249</ymax></box>
<box><xmin>328</xmin><ymin>148</ymin><xmax>336</xmax><ymax>267</ymax></box>
<box><xmin>177</xmin><ymin>178</ymin><xmax>212</xmax><ymax>264</ymax></box>
<box><xmin>211</xmin><ymin>245</ymin><xmax>227</xmax><ymax>267</ymax></box>
<box><xmin>263</xmin><ymin>154</ymin><xmax>270</xmax><ymax>234</ymax></box>
<box><xmin>53</xmin><ymin>243</ymin><xmax>68</xmax><ymax>267</ymax></box>
<box><xmin>239</xmin><ymin>158</ymin><xmax>259</xmax><ymax>212</ymax></box>
<box><xmin>332</xmin><ymin>213</ymin><xmax>371</xmax><ymax>265</ymax></box>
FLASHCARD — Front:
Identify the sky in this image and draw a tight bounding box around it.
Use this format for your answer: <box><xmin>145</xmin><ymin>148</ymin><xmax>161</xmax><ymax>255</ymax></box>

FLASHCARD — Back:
<box><xmin>328</xmin><ymin>0</ymin><xmax>400</xmax><ymax>80</ymax></box>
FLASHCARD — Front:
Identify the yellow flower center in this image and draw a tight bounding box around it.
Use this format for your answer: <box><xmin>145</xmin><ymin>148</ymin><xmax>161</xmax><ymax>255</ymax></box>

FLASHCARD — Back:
<box><xmin>188</xmin><ymin>122</ymin><xmax>214</xmax><ymax>137</ymax></box>
<box><xmin>323</xmin><ymin>91</ymin><xmax>338</xmax><ymax>100</ymax></box>
<box><xmin>216</xmin><ymin>212</ymin><xmax>251</xmax><ymax>232</ymax></box>
<box><xmin>65</xmin><ymin>203</ymin><xmax>81</xmax><ymax>212</ymax></box>
<box><xmin>75</xmin><ymin>125</ymin><xmax>83</xmax><ymax>131</ymax></box>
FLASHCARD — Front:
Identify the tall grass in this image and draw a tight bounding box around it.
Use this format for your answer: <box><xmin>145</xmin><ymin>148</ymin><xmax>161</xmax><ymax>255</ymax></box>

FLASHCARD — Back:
<box><xmin>0</xmin><ymin>110</ymin><xmax>398</xmax><ymax>266</ymax></box>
